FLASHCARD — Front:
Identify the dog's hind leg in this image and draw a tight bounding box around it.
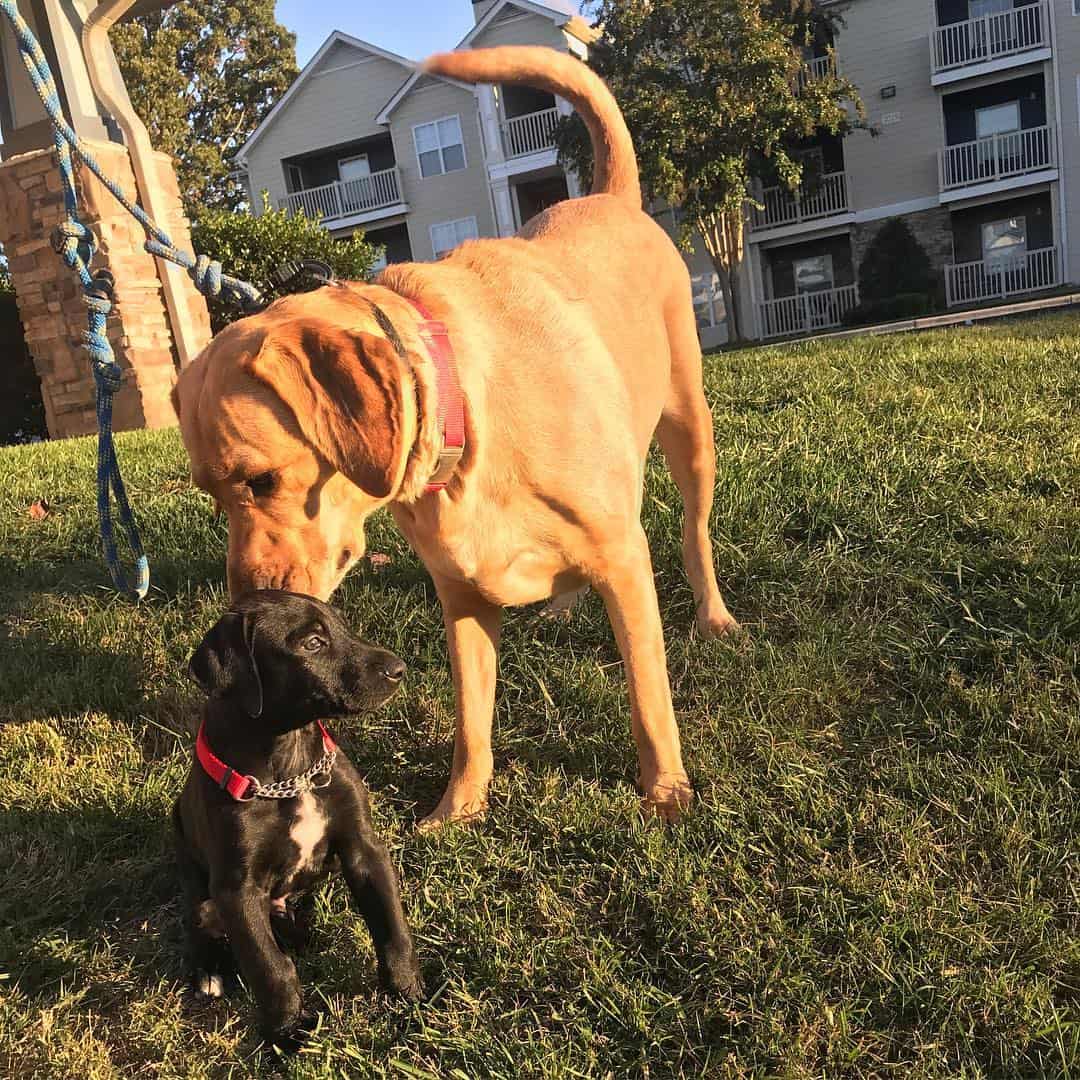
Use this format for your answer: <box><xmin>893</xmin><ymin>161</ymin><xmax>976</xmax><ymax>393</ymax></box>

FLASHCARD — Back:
<box><xmin>655</xmin><ymin>295</ymin><xmax>740</xmax><ymax>639</ymax></box>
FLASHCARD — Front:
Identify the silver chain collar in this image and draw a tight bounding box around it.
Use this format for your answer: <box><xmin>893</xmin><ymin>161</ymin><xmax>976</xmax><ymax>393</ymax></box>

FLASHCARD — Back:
<box><xmin>244</xmin><ymin>748</ymin><xmax>337</xmax><ymax>800</ymax></box>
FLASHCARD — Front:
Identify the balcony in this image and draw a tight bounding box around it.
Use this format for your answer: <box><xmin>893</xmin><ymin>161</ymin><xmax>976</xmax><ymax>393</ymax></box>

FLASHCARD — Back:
<box><xmin>798</xmin><ymin>53</ymin><xmax>837</xmax><ymax>90</ymax></box>
<box><xmin>501</xmin><ymin>106</ymin><xmax>561</xmax><ymax>159</ymax></box>
<box><xmin>750</xmin><ymin>171</ymin><xmax>851</xmax><ymax>233</ymax></box>
<box><xmin>939</xmin><ymin>124</ymin><xmax>1055</xmax><ymax>198</ymax></box>
<box><xmin>944</xmin><ymin>245</ymin><xmax>1059</xmax><ymax>306</ymax></box>
<box><xmin>280</xmin><ymin>165</ymin><xmax>406</xmax><ymax>226</ymax></box>
<box><xmin>757</xmin><ymin>284</ymin><xmax>860</xmax><ymax>340</ymax></box>
<box><xmin>931</xmin><ymin>1</ymin><xmax>1050</xmax><ymax>86</ymax></box>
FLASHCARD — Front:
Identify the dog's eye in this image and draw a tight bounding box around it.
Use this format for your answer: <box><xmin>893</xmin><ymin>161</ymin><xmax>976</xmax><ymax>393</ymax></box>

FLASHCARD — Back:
<box><xmin>246</xmin><ymin>473</ymin><xmax>275</xmax><ymax>498</ymax></box>
<box><xmin>301</xmin><ymin>634</ymin><xmax>326</xmax><ymax>653</ymax></box>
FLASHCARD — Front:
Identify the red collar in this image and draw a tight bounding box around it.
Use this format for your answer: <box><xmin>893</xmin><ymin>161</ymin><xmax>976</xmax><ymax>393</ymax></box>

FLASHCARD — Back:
<box><xmin>408</xmin><ymin>299</ymin><xmax>465</xmax><ymax>493</ymax></box>
<box><xmin>196</xmin><ymin>719</ymin><xmax>337</xmax><ymax>802</ymax></box>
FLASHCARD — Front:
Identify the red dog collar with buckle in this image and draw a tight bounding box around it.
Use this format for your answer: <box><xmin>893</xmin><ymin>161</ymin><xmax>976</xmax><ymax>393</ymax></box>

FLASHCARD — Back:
<box><xmin>196</xmin><ymin>720</ymin><xmax>337</xmax><ymax>802</ymax></box>
<box><xmin>408</xmin><ymin>299</ymin><xmax>465</xmax><ymax>493</ymax></box>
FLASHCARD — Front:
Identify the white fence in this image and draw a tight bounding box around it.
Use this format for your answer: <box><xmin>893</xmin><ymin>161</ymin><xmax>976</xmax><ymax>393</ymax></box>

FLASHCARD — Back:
<box><xmin>757</xmin><ymin>284</ymin><xmax>860</xmax><ymax>339</ymax></box>
<box><xmin>501</xmin><ymin>107</ymin><xmax>561</xmax><ymax>158</ymax></box>
<box><xmin>280</xmin><ymin>166</ymin><xmax>403</xmax><ymax>222</ymax></box>
<box><xmin>751</xmin><ymin>171</ymin><xmax>849</xmax><ymax>231</ymax></box>
<box><xmin>939</xmin><ymin>124</ymin><xmax>1054</xmax><ymax>190</ymax></box>
<box><xmin>932</xmin><ymin>1</ymin><xmax>1048</xmax><ymax>74</ymax></box>
<box><xmin>944</xmin><ymin>246</ymin><xmax>1059</xmax><ymax>307</ymax></box>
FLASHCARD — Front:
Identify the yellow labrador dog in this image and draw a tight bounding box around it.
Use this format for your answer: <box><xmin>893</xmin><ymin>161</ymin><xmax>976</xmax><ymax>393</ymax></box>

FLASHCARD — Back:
<box><xmin>173</xmin><ymin>46</ymin><xmax>738</xmax><ymax>828</ymax></box>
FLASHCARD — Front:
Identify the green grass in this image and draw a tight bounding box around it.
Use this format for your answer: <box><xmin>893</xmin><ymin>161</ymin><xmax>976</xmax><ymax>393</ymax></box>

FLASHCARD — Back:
<box><xmin>2</xmin><ymin>312</ymin><xmax>1079</xmax><ymax>1078</ymax></box>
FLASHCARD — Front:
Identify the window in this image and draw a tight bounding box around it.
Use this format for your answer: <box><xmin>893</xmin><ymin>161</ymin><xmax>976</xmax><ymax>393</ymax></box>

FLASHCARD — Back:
<box><xmin>971</xmin><ymin>0</ymin><xmax>1011</xmax><ymax>18</ymax></box>
<box><xmin>976</xmin><ymin>101</ymin><xmax>1020</xmax><ymax>139</ymax></box>
<box><xmin>338</xmin><ymin>155</ymin><xmax>370</xmax><ymax>182</ymax></box>
<box><xmin>430</xmin><ymin>217</ymin><xmax>479</xmax><ymax>258</ymax></box>
<box><xmin>1074</xmin><ymin>0</ymin><xmax>1080</xmax><ymax>14</ymax></box>
<box><xmin>691</xmin><ymin>273</ymin><xmax>725</xmax><ymax>330</ymax></box>
<box><xmin>793</xmin><ymin>254</ymin><xmax>835</xmax><ymax>294</ymax></box>
<box><xmin>413</xmin><ymin>116</ymin><xmax>466</xmax><ymax>178</ymax></box>
<box><xmin>285</xmin><ymin>163</ymin><xmax>303</xmax><ymax>193</ymax></box>
<box><xmin>982</xmin><ymin>216</ymin><xmax>1027</xmax><ymax>267</ymax></box>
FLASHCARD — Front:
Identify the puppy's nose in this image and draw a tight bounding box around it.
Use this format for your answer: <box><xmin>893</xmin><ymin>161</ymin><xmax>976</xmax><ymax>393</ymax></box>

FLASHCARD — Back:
<box><xmin>382</xmin><ymin>656</ymin><xmax>407</xmax><ymax>683</ymax></box>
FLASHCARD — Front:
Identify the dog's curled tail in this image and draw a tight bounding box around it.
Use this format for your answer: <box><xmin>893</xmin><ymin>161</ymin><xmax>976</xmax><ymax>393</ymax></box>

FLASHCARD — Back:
<box><xmin>422</xmin><ymin>46</ymin><xmax>640</xmax><ymax>206</ymax></box>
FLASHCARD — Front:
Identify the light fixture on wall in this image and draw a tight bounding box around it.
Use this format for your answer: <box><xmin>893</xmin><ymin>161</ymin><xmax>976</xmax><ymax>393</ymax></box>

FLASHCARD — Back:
<box><xmin>881</xmin><ymin>85</ymin><xmax>896</xmax><ymax>99</ymax></box>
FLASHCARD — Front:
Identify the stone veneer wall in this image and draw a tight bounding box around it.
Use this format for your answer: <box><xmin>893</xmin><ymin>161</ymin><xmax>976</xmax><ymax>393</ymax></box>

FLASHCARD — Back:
<box><xmin>0</xmin><ymin>139</ymin><xmax>211</xmax><ymax>438</ymax></box>
<box><xmin>851</xmin><ymin>206</ymin><xmax>955</xmax><ymax>301</ymax></box>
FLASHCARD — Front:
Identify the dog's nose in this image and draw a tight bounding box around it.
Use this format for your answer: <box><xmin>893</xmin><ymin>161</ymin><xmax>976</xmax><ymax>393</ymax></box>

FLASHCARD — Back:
<box><xmin>382</xmin><ymin>657</ymin><xmax>407</xmax><ymax>683</ymax></box>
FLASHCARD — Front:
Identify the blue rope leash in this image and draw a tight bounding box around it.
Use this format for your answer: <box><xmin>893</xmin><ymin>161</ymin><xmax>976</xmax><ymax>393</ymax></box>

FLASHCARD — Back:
<box><xmin>0</xmin><ymin>0</ymin><xmax>264</xmax><ymax>600</ymax></box>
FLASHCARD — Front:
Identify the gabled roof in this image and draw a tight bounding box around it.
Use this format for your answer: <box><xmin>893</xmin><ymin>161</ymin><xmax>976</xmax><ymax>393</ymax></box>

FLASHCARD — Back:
<box><xmin>236</xmin><ymin>32</ymin><xmax>416</xmax><ymax>161</ymax></box>
<box><xmin>375</xmin><ymin>0</ymin><xmax>590</xmax><ymax>125</ymax></box>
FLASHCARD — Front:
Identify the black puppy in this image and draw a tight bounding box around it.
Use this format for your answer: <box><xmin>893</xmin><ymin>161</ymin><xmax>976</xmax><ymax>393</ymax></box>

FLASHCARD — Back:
<box><xmin>174</xmin><ymin>590</ymin><xmax>424</xmax><ymax>1048</ymax></box>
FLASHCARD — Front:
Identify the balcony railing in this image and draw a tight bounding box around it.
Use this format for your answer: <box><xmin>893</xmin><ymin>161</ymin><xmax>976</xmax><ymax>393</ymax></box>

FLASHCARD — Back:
<box><xmin>280</xmin><ymin>165</ymin><xmax>403</xmax><ymax>222</ymax></box>
<box><xmin>798</xmin><ymin>53</ymin><xmax>837</xmax><ymax>89</ymax></box>
<box><xmin>751</xmin><ymin>171</ymin><xmax>849</xmax><ymax>231</ymax></box>
<box><xmin>939</xmin><ymin>124</ymin><xmax>1054</xmax><ymax>191</ymax></box>
<box><xmin>758</xmin><ymin>284</ymin><xmax>860</xmax><ymax>339</ymax></box>
<box><xmin>944</xmin><ymin>245</ymin><xmax>1059</xmax><ymax>307</ymax></box>
<box><xmin>932</xmin><ymin>1</ymin><xmax>1049</xmax><ymax>76</ymax></box>
<box><xmin>501</xmin><ymin>106</ymin><xmax>561</xmax><ymax>158</ymax></box>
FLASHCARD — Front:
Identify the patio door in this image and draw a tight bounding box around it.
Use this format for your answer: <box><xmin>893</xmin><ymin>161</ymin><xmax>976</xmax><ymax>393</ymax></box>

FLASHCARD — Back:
<box><xmin>793</xmin><ymin>254</ymin><xmax>836</xmax><ymax>330</ymax></box>
<box><xmin>338</xmin><ymin>154</ymin><xmax>372</xmax><ymax>212</ymax></box>
<box><xmin>982</xmin><ymin>216</ymin><xmax>1027</xmax><ymax>293</ymax></box>
<box><xmin>975</xmin><ymin>101</ymin><xmax>1020</xmax><ymax>177</ymax></box>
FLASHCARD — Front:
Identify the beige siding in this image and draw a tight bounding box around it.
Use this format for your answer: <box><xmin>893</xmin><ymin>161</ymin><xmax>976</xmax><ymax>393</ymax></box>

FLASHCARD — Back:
<box><xmin>388</xmin><ymin>80</ymin><xmax>497</xmax><ymax>261</ymax></box>
<box><xmin>471</xmin><ymin>9</ymin><xmax>568</xmax><ymax>51</ymax></box>
<box><xmin>245</xmin><ymin>44</ymin><xmax>413</xmax><ymax>213</ymax></box>
<box><xmin>838</xmin><ymin>0</ymin><xmax>944</xmax><ymax>212</ymax></box>
<box><xmin>1050</xmin><ymin>0</ymin><xmax>1080</xmax><ymax>281</ymax></box>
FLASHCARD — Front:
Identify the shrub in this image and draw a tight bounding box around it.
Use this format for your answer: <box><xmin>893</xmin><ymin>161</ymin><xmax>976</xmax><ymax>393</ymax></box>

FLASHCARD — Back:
<box><xmin>842</xmin><ymin>291</ymin><xmax>933</xmax><ymax>327</ymax></box>
<box><xmin>857</xmin><ymin>218</ymin><xmax>937</xmax><ymax>305</ymax></box>
<box><xmin>189</xmin><ymin>194</ymin><xmax>382</xmax><ymax>332</ymax></box>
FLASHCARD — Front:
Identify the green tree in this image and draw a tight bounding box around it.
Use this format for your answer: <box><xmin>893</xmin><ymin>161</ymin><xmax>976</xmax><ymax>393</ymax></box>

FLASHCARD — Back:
<box><xmin>857</xmin><ymin>218</ymin><xmax>937</xmax><ymax>304</ymax></box>
<box><xmin>557</xmin><ymin>0</ymin><xmax>865</xmax><ymax>341</ymax></box>
<box><xmin>110</xmin><ymin>0</ymin><xmax>298</xmax><ymax>215</ymax></box>
<box><xmin>190</xmin><ymin>197</ymin><xmax>382</xmax><ymax>332</ymax></box>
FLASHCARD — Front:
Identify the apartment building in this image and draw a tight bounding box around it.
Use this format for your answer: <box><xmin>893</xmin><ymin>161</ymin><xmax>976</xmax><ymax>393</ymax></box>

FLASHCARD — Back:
<box><xmin>234</xmin><ymin>0</ymin><xmax>731</xmax><ymax>350</ymax></box>
<box><xmin>749</xmin><ymin>0</ymin><xmax>1080</xmax><ymax>340</ymax></box>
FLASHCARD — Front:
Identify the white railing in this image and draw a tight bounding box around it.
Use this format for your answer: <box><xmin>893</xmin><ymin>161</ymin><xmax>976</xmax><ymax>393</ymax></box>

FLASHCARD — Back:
<box><xmin>944</xmin><ymin>245</ymin><xmax>1058</xmax><ymax>307</ymax></box>
<box><xmin>932</xmin><ymin>1</ymin><xmax>1048</xmax><ymax>75</ymax></box>
<box><xmin>758</xmin><ymin>284</ymin><xmax>860</xmax><ymax>339</ymax></box>
<box><xmin>939</xmin><ymin>124</ymin><xmax>1054</xmax><ymax>191</ymax></box>
<box><xmin>798</xmin><ymin>53</ymin><xmax>837</xmax><ymax>89</ymax></box>
<box><xmin>501</xmin><ymin>106</ymin><xmax>561</xmax><ymax>158</ymax></box>
<box><xmin>751</xmin><ymin>171</ymin><xmax>849</xmax><ymax>230</ymax></box>
<box><xmin>280</xmin><ymin>165</ymin><xmax>403</xmax><ymax>221</ymax></box>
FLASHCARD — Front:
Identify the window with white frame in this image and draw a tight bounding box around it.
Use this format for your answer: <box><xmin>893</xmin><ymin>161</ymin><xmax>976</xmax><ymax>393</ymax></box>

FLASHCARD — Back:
<box><xmin>691</xmin><ymin>273</ymin><xmax>725</xmax><ymax>330</ymax></box>
<box><xmin>413</xmin><ymin>116</ymin><xmax>466</xmax><ymax>178</ymax></box>
<box><xmin>1074</xmin><ymin>0</ymin><xmax>1080</xmax><ymax>15</ymax></box>
<box><xmin>982</xmin><ymin>217</ymin><xmax>1027</xmax><ymax>268</ymax></box>
<box><xmin>971</xmin><ymin>0</ymin><xmax>1011</xmax><ymax>19</ymax></box>
<box><xmin>431</xmin><ymin>217</ymin><xmax>479</xmax><ymax>259</ymax></box>
<box><xmin>976</xmin><ymin>101</ymin><xmax>1020</xmax><ymax>141</ymax></box>
<box><xmin>793</xmin><ymin>254</ymin><xmax>835</xmax><ymax>294</ymax></box>
<box><xmin>338</xmin><ymin>154</ymin><xmax>370</xmax><ymax>182</ymax></box>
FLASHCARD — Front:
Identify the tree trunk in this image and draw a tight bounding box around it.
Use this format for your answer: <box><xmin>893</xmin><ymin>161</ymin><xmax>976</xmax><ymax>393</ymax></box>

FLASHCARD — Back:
<box><xmin>699</xmin><ymin>210</ymin><xmax>746</xmax><ymax>343</ymax></box>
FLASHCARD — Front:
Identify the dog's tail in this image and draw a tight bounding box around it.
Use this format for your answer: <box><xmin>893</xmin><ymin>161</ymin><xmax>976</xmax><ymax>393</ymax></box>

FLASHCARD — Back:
<box><xmin>422</xmin><ymin>46</ymin><xmax>640</xmax><ymax>206</ymax></box>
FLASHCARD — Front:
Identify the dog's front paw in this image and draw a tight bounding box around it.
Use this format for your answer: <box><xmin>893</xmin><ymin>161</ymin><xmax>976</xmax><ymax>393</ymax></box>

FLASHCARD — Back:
<box><xmin>191</xmin><ymin>969</ymin><xmax>227</xmax><ymax>999</ymax></box>
<box><xmin>264</xmin><ymin>1009</ymin><xmax>318</xmax><ymax>1055</ymax></box>
<box><xmin>639</xmin><ymin>771</ymin><xmax>694</xmax><ymax>823</ymax></box>
<box><xmin>380</xmin><ymin>953</ymin><xmax>425</xmax><ymax>1002</ymax></box>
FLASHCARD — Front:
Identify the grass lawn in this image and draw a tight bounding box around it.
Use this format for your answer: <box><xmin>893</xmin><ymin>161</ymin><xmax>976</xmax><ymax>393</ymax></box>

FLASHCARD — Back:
<box><xmin>1</xmin><ymin>313</ymin><xmax>1079</xmax><ymax>1078</ymax></box>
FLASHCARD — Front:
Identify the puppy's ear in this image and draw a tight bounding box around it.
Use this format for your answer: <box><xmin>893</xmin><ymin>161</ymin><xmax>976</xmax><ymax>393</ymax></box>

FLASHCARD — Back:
<box><xmin>244</xmin><ymin>320</ymin><xmax>407</xmax><ymax>499</ymax></box>
<box><xmin>188</xmin><ymin>612</ymin><xmax>264</xmax><ymax>717</ymax></box>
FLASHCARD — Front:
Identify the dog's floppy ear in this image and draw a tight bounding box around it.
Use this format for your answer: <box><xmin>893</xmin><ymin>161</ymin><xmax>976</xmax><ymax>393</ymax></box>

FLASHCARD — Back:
<box><xmin>244</xmin><ymin>320</ymin><xmax>407</xmax><ymax>499</ymax></box>
<box><xmin>188</xmin><ymin>611</ymin><xmax>264</xmax><ymax>717</ymax></box>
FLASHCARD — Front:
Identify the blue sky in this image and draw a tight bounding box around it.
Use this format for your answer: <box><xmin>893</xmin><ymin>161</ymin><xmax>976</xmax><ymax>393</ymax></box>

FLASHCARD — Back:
<box><xmin>274</xmin><ymin>1</ymin><xmax>587</xmax><ymax>66</ymax></box>
<box><xmin>274</xmin><ymin>1</ymin><xmax>488</xmax><ymax>65</ymax></box>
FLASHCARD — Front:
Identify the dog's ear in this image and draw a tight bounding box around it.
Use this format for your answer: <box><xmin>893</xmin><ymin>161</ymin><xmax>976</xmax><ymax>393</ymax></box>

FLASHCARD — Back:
<box><xmin>244</xmin><ymin>320</ymin><xmax>407</xmax><ymax>499</ymax></box>
<box><xmin>188</xmin><ymin>611</ymin><xmax>264</xmax><ymax>717</ymax></box>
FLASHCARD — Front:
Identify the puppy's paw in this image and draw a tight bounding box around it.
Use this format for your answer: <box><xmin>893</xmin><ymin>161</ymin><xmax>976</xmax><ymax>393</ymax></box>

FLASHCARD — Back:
<box><xmin>380</xmin><ymin>957</ymin><xmax>425</xmax><ymax>1002</ymax></box>
<box><xmin>639</xmin><ymin>771</ymin><xmax>694</xmax><ymax>824</ymax></box>
<box><xmin>264</xmin><ymin>1009</ymin><xmax>318</xmax><ymax>1056</ymax></box>
<box><xmin>191</xmin><ymin>969</ymin><xmax>226</xmax><ymax>999</ymax></box>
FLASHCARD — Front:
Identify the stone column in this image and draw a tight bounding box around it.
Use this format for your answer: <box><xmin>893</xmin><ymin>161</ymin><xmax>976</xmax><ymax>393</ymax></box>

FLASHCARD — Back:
<box><xmin>0</xmin><ymin>138</ymin><xmax>202</xmax><ymax>437</ymax></box>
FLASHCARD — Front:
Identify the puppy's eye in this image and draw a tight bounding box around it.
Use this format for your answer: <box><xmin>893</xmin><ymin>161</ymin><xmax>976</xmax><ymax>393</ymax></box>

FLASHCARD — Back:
<box><xmin>246</xmin><ymin>473</ymin><xmax>275</xmax><ymax>498</ymax></box>
<box><xmin>301</xmin><ymin>635</ymin><xmax>326</xmax><ymax>653</ymax></box>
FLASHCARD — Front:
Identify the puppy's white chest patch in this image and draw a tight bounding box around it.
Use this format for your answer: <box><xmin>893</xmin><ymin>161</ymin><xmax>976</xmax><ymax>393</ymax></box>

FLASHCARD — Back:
<box><xmin>289</xmin><ymin>793</ymin><xmax>327</xmax><ymax>869</ymax></box>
